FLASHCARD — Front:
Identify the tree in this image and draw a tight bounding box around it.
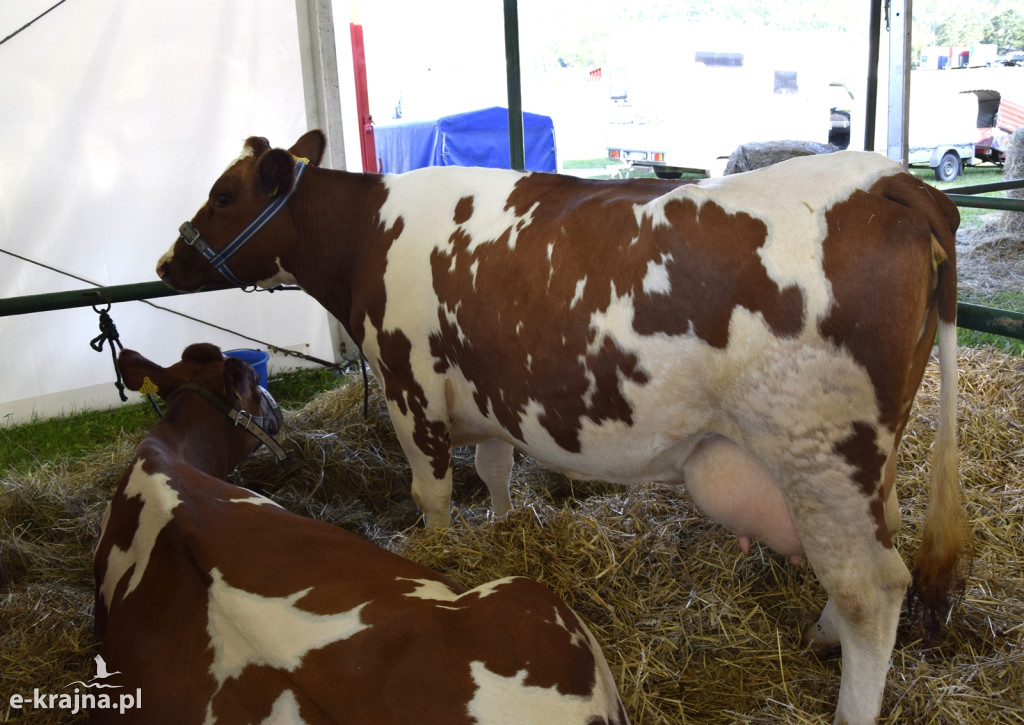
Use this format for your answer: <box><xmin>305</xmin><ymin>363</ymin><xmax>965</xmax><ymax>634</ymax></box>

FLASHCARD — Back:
<box><xmin>984</xmin><ymin>8</ymin><xmax>1024</xmax><ymax>53</ymax></box>
<box><xmin>934</xmin><ymin>10</ymin><xmax>988</xmax><ymax>46</ymax></box>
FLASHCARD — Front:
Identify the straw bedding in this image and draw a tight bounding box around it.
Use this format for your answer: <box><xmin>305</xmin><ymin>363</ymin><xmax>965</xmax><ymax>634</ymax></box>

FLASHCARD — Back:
<box><xmin>2</xmin><ymin>346</ymin><xmax>1023</xmax><ymax>723</ymax></box>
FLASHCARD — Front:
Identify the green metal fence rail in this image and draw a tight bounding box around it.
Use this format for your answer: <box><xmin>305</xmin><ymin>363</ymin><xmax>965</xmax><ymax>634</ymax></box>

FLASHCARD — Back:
<box><xmin>0</xmin><ymin>280</ymin><xmax>232</xmax><ymax>317</ymax></box>
<box><xmin>1</xmin><ymin>177</ymin><xmax>1022</xmax><ymax>340</ymax></box>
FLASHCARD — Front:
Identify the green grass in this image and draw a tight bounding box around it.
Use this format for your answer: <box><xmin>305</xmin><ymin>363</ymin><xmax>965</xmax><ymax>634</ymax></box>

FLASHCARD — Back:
<box><xmin>0</xmin><ymin>403</ymin><xmax>156</xmax><ymax>474</ymax></box>
<box><xmin>0</xmin><ymin>366</ymin><xmax>346</xmax><ymax>474</ymax></box>
<box><xmin>562</xmin><ymin>158</ymin><xmax>617</xmax><ymax>170</ymax></box>
<box><xmin>265</xmin><ymin>367</ymin><xmax>346</xmax><ymax>409</ymax></box>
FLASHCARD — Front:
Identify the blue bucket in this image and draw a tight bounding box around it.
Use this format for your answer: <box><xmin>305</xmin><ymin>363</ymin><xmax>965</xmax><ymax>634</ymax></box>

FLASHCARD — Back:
<box><xmin>224</xmin><ymin>349</ymin><xmax>270</xmax><ymax>388</ymax></box>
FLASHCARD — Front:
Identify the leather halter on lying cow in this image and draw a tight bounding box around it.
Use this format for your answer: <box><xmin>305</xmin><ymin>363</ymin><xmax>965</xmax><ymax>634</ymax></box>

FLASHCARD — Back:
<box><xmin>94</xmin><ymin>343</ymin><xmax>627</xmax><ymax>725</ymax></box>
<box><xmin>157</xmin><ymin>131</ymin><xmax>966</xmax><ymax>725</ymax></box>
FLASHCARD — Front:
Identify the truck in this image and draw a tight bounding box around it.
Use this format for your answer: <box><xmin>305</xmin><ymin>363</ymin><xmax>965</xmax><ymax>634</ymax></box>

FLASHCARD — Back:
<box><xmin>920</xmin><ymin>44</ymin><xmax>997</xmax><ymax>70</ymax></box>
<box><xmin>604</xmin><ymin>24</ymin><xmax>853</xmax><ymax>177</ymax></box>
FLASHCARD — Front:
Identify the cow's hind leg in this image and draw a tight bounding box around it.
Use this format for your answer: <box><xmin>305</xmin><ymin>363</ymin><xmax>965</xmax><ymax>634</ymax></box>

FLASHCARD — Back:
<box><xmin>474</xmin><ymin>439</ymin><xmax>515</xmax><ymax>515</ymax></box>
<box><xmin>802</xmin><ymin>470</ymin><xmax>903</xmax><ymax>659</ymax></box>
<box><xmin>824</xmin><ymin>547</ymin><xmax>908</xmax><ymax>725</ymax></box>
<box><xmin>793</xmin><ymin>504</ymin><xmax>910</xmax><ymax>725</ymax></box>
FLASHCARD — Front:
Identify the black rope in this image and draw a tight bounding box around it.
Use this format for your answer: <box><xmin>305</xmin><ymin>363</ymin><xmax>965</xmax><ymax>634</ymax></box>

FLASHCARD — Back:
<box><xmin>1</xmin><ymin>0</ymin><xmax>70</xmax><ymax>46</ymax></box>
<box><xmin>3</xmin><ymin>247</ymin><xmax>347</xmax><ymax>373</ymax></box>
<box><xmin>360</xmin><ymin>352</ymin><xmax>370</xmax><ymax>418</ymax></box>
<box><xmin>89</xmin><ymin>303</ymin><xmax>127</xmax><ymax>402</ymax></box>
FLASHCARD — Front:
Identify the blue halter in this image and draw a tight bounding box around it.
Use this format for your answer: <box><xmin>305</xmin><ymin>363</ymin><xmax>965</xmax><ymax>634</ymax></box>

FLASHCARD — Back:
<box><xmin>178</xmin><ymin>160</ymin><xmax>308</xmax><ymax>287</ymax></box>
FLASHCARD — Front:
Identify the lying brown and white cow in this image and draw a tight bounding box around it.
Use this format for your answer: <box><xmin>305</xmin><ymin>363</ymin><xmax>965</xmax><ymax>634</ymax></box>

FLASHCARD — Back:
<box><xmin>157</xmin><ymin>132</ymin><xmax>965</xmax><ymax>725</ymax></box>
<box><xmin>94</xmin><ymin>343</ymin><xmax>628</xmax><ymax>725</ymax></box>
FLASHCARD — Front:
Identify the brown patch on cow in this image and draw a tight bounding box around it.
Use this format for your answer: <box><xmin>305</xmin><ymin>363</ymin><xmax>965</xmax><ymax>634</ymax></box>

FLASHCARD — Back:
<box><xmin>818</xmin><ymin>175</ymin><xmax>957</xmax><ymax>432</ymax></box>
<box><xmin>166</xmin><ymin>481</ymin><xmax>609</xmax><ymax>724</ymax></box>
<box><xmin>454</xmin><ymin>195</ymin><xmax>474</xmax><ymax>225</ymax></box>
<box><xmin>833</xmin><ymin>421</ymin><xmax>890</xmax><ymax>546</ymax></box>
<box><xmin>632</xmin><ymin>197</ymin><xmax>805</xmax><ymax>345</ymax></box>
<box><xmin>377</xmin><ymin>329</ymin><xmax>451</xmax><ymax>480</ymax></box>
<box><xmin>429</xmin><ymin>174</ymin><xmax>804</xmax><ymax>452</ymax></box>
<box><xmin>277</xmin><ymin>174</ymin><xmax>401</xmax><ymax>354</ymax></box>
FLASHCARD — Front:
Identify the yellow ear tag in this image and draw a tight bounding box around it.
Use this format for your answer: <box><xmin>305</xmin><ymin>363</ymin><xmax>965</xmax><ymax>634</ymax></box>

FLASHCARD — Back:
<box><xmin>292</xmin><ymin>155</ymin><xmax>310</xmax><ymax>163</ymax></box>
<box><xmin>139</xmin><ymin>376</ymin><xmax>159</xmax><ymax>395</ymax></box>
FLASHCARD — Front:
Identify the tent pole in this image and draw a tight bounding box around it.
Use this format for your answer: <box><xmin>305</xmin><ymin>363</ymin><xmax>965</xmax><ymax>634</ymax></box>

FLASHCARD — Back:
<box><xmin>503</xmin><ymin>0</ymin><xmax>525</xmax><ymax>171</ymax></box>
<box><xmin>863</xmin><ymin>0</ymin><xmax>882</xmax><ymax>150</ymax></box>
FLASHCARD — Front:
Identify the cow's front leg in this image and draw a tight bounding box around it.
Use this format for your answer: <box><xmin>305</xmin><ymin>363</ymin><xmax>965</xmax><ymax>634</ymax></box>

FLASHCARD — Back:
<box><xmin>474</xmin><ymin>439</ymin><xmax>514</xmax><ymax>515</ymax></box>
<box><xmin>411</xmin><ymin>467</ymin><xmax>454</xmax><ymax>528</ymax></box>
<box><xmin>384</xmin><ymin>399</ymin><xmax>455</xmax><ymax>528</ymax></box>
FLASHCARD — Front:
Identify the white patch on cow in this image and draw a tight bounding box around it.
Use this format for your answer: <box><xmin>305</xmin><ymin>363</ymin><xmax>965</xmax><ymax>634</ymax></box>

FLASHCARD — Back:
<box><xmin>227</xmin><ymin>492</ymin><xmax>282</xmax><ymax>508</ymax></box>
<box><xmin>256</xmin><ymin>258</ymin><xmax>297</xmax><ymax>289</ymax></box>
<box><xmin>466</xmin><ymin>661</ymin><xmax>606</xmax><ymax>724</ymax></box>
<box><xmin>698</xmin><ymin>151</ymin><xmax>902</xmax><ymax>328</ymax></box>
<box><xmin>641</xmin><ymin>257</ymin><xmax>672</xmax><ymax>295</ymax></box>
<box><xmin>398</xmin><ymin>578</ymin><xmax>462</xmax><ymax>602</ymax></box>
<box><xmin>470</xmin><ymin>259</ymin><xmax>480</xmax><ymax>289</ymax></box>
<box><xmin>157</xmin><ymin>241</ymin><xmax>180</xmax><ymax>272</ymax></box>
<box><xmin>100</xmin><ymin>460</ymin><xmax>180</xmax><ymax>609</ymax></box>
<box><xmin>224</xmin><ymin>145</ymin><xmax>255</xmax><ymax>174</ymax></box>
<box><xmin>552</xmin><ymin>607</ymin><xmax>587</xmax><ymax>649</ymax></box>
<box><xmin>399</xmin><ymin>576</ymin><xmax>517</xmax><ymax>602</ymax></box>
<box><xmin>257</xmin><ymin>690</ymin><xmax>306</xmax><ymax>725</ymax></box>
<box><xmin>373</xmin><ymin>167</ymin><xmax>536</xmax><ymax>450</ymax></box>
<box><xmin>206</xmin><ymin>567</ymin><xmax>371</xmax><ymax>687</ymax></box>
<box><xmin>569</xmin><ymin>277</ymin><xmax>587</xmax><ymax>310</ymax></box>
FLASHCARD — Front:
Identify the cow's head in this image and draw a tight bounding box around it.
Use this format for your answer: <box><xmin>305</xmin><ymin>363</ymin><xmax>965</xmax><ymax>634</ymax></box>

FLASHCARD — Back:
<box><xmin>117</xmin><ymin>343</ymin><xmax>282</xmax><ymax>475</ymax></box>
<box><xmin>157</xmin><ymin>131</ymin><xmax>326</xmax><ymax>292</ymax></box>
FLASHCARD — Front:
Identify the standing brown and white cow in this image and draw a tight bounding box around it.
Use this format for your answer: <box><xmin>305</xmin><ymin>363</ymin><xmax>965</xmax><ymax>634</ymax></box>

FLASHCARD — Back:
<box><xmin>157</xmin><ymin>131</ymin><xmax>966</xmax><ymax>725</ymax></box>
<box><xmin>95</xmin><ymin>343</ymin><xmax>628</xmax><ymax>725</ymax></box>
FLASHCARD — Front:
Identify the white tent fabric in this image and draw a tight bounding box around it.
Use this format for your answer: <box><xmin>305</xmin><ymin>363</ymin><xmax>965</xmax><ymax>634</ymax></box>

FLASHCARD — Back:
<box><xmin>1</xmin><ymin>1</ymin><xmax>355</xmax><ymax>424</ymax></box>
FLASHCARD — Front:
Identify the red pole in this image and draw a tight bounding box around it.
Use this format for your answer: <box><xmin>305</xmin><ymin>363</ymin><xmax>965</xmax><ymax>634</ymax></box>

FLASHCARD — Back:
<box><xmin>350</xmin><ymin>14</ymin><xmax>376</xmax><ymax>172</ymax></box>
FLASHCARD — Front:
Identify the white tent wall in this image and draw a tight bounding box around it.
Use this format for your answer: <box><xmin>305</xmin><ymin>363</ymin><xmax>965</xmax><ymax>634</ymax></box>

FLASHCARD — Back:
<box><xmin>0</xmin><ymin>1</ymin><xmax>361</xmax><ymax>426</ymax></box>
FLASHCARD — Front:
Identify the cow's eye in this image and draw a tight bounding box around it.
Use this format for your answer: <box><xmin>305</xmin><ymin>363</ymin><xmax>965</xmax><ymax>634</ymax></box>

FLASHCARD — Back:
<box><xmin>215</xmin><ymin>193</ymin><xmax>233</xmax><ymax>208</ymax></box>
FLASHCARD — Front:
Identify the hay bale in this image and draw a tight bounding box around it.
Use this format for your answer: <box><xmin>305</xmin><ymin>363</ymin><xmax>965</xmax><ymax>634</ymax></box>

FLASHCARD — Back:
<box><xmin>1001</xmin><ymin>127</ymin><xmax>1024</xmax><ymax>235</ymax></box>
<box><xmin>2</xmin><ymin>348</ymin><xmax>1024</xmax><ymax>723</ymax></box>
<box><xmin>723</xmin><ymin>140</ymin><xmax>838</xmax><ymax>175</ymax></box>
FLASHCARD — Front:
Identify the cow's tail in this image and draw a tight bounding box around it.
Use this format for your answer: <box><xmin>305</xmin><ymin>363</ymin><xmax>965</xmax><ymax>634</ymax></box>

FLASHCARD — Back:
<box><xmin>911</xmin><ymin>205</ymin><xmax>968</xmax><ymax>627</ymax></box>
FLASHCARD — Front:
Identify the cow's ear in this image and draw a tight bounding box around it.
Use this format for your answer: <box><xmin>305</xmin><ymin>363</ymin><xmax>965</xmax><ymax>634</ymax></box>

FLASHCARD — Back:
<box><xmin>289</xmin><ymin>130</ymin><xmax>326</xmax><ymax>167</ymax></box>
<box><xmin>117</xmin><ymin>349</ymin><xmax>169</xmax><ymax>395</ymax></box>
<box><xmin>256</xmin><ymin>148</ymin><xmax>298</xmax><ymax>198</ymax></box>
<box><xmin>223</xmin><ymin>356</ymin><xmax>256</xmax><ymax>402</ymax></box>
<box><xmin>244</xmin><ymin>136</ymin><xmax>271</xmax><ymax>157</ymax></box>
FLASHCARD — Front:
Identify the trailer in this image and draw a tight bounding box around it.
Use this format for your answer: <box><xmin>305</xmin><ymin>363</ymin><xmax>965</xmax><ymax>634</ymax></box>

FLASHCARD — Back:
<box><xmin>919</xmin><ymin>44</ymin><xmax>996</xmax><ymax>70</ymax></box>
<box><xmin>907</xmin><ymin>91</ymin><xmax>978</xmax><ymax>181</ymax></box>
<box><xmin>967</xmin><ymin>89</ymin><xmax>1024</xmax><ymax>165</ymax></box>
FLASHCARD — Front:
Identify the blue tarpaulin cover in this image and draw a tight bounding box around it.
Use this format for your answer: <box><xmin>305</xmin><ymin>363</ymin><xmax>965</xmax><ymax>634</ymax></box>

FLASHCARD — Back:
<box><xmin>374</xmin><ymin>106</ymin><xmax>557</xmax><ymax>173</ymax></box>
